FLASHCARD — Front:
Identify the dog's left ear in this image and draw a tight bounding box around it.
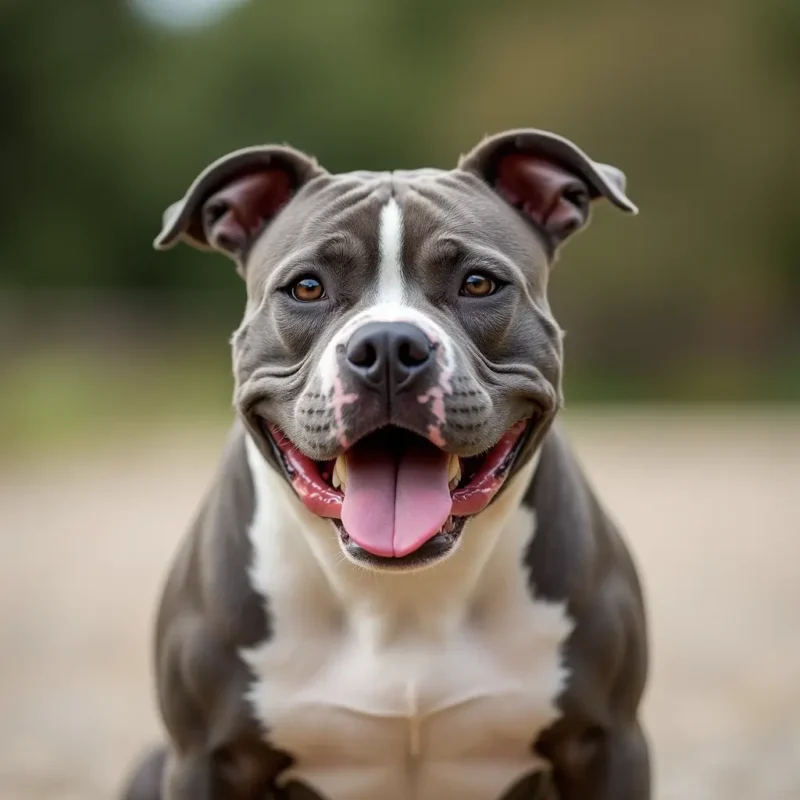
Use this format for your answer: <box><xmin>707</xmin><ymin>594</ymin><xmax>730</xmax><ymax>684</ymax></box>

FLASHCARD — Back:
<box><xmin>459</xmin><ymin>129</ymin><xmax>638</xmax><ymax>246</ymax></box>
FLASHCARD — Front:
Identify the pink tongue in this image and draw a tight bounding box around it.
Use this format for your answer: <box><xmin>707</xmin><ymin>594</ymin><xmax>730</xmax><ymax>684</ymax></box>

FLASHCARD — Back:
<box><xmin>341</xmin><ymin>434</ymin><xmax>453</xmax><ymax>558</ymax></box>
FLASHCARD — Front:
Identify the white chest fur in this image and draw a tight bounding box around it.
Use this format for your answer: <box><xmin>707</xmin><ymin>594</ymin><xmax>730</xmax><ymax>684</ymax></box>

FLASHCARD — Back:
<box><xmin>241</xmin><ymin>438</ymin><xmax>574</xmax><ymax>800</ymax></box>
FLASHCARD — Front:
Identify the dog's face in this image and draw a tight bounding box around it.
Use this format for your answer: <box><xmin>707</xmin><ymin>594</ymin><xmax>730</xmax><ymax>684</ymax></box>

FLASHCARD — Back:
<box><xmin>156</xmin><ymin>130</ymin><xmax>636</xmax><ymax>570</ymax></box>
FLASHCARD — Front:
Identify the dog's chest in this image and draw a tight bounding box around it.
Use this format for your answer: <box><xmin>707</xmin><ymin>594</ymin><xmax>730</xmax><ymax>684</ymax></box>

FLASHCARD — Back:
<box><xmin>246</xmin><ymin>610</ymin><xmax>568</xmax><ymax>800</ymax></box>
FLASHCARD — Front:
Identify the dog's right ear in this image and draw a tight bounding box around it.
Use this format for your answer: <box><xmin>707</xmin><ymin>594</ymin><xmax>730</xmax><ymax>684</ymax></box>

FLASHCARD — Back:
<box><xmin>154</xmin><ymin>145</ymin><xmax>326</xmax><ymax>263</ymax></box>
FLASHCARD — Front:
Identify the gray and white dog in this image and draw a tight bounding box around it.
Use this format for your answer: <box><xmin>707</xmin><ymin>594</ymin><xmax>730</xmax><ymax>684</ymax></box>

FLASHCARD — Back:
<box><xmin>122</xmin><ymin>128</ymin><xmax>650</xmax><ymax>800</ymax></box>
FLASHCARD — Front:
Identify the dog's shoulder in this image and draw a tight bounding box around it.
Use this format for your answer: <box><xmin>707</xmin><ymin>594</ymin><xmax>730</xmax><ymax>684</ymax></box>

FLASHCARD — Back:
<box><xmin>524</xmin><ymin>424</ymin><xmax>649</xmax><ymax>742</ymax></box>
<box><xmin>157</xmin><ymin>421</ymin><xmax>267</xmax><ymax>647</ymax></box>
<box><xmin>524</xmin><ymin>423</ymin><xmax>646</xmax><ymax>613</ymax></box>
<box><xmin>151</xmin><ymin>422</ymin><xmax>279</xmax><ymax>760</ymax></box>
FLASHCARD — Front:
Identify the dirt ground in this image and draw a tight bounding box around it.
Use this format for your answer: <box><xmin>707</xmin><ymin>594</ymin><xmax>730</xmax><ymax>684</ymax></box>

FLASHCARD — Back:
<box><xmin>1</xmin><ymin>409</ymin><xmax>798</xmax><ymax>800</ymax></box>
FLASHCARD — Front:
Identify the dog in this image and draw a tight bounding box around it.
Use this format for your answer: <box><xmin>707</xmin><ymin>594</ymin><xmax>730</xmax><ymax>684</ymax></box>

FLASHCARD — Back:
<box><xmin>121</xmin><ymin>128</ymin><xmax>650</xmax><ymax>800</ymax></box>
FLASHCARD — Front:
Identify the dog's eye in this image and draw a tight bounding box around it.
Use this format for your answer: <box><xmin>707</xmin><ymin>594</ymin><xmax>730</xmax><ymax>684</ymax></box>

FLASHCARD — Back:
<box><xmin>460</xmin><ymin>273</ymin><xmax>497</xmax><ymax>298</ymax></box>
<box><xmin>291</xmin><ymin>277</ymin><xmax>325</xmax><ymax>302</ymax></box>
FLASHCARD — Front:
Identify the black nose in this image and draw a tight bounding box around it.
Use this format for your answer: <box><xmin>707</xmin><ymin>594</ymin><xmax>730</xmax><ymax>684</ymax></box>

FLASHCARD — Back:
<box><xmin>345</xmin><ymin>321</ymin><xmax>434</xmax><ymax>394</ymax></box>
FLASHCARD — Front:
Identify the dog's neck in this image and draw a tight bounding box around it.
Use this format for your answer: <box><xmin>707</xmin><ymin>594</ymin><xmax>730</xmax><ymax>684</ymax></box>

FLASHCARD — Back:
<box><xmin>244</xmin><ymin>434</ymin><xmax>541</xmax><ymax>643</ymax></box>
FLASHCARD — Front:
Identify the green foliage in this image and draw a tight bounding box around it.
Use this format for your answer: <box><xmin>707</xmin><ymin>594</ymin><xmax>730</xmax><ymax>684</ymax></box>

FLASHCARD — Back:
<box><xmin>0</xmin><ymin>0</ymin><xmax>797</xmax><ymax>404</ymax></box>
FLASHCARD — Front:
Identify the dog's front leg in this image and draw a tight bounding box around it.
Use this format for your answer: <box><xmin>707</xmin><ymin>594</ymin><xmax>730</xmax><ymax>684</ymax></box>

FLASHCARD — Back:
<box><xmin>155</xmin><ymin>611</ymin><xmax>289</xmax><ymax>800</ymax></box>
<box><xmin>163</xmin><ymin>752</ymin><xmax>223</xmax><ymax>800</ymax></box>
<box><xmin>162</xmin><ymin>747</ymin><xmax>290</xmax><ymax>800</ymax></box>
<box><xmin>541</xmin><ymin>722</ymin><xmax>650</xmax><ymax>800</ymax></box>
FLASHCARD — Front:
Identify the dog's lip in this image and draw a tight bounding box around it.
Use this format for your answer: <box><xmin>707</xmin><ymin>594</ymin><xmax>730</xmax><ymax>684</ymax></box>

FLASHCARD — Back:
<box><xmin>263</xmin><ymin>418</ymin><xmax>531</xmax><ymax>520</ymax></box>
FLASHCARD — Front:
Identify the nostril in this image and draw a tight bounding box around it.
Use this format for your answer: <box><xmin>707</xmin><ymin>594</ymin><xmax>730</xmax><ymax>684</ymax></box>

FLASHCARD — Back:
<box><xmin>347</xmin><ymin>340</ymin><xmax>378</xmax><ymax>369</ymax></box>
<box><xmin>398</xmin><ymin>338</ymin><xmax>430</xmax><ymax>368</ymax></box>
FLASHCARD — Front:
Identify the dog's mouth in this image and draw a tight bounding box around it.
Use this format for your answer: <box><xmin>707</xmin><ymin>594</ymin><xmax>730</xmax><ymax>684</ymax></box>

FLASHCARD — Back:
<box><xmin>265</xmin><ymin>420</ymin><xmax>530</xmax><ymax>567</ymax></box>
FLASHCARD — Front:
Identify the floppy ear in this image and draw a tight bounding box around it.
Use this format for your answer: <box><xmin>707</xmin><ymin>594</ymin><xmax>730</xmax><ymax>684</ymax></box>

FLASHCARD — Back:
<box><xmin>458</xmin><ymin>129</ymin><xmax>637</xmax><ymax>246</ymax></box>
<box><xmin>154</xmin><ymin>145</ymin><xmax>327</xmax><ymax>262</ymax></box>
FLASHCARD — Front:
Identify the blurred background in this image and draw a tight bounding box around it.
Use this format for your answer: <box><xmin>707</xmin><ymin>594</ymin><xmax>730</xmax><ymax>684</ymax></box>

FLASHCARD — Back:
<box><xmin>0</xmin><ymin>0</ymin><xmax>798</xmax><ymax>798</ymax></box>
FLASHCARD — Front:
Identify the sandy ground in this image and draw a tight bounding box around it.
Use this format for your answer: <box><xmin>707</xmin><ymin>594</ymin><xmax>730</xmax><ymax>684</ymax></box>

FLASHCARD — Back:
<box><xmin>0</xmin><ymin>409</ymin><xmax>798</xmax><ymax>800</ymax></box>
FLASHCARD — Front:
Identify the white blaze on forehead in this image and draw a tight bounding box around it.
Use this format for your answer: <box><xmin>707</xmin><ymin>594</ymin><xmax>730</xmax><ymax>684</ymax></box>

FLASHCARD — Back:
<box><xmin>377</xmin><ymin>198</ymin><xmax>406</xmax><ymax>304</ymax></box>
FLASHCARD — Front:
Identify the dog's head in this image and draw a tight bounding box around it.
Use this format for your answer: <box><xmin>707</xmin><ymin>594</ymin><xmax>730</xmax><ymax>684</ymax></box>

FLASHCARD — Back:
<box><xmin>156</xmin><ymin>129</ymin><xmax>636</xmax><ymax>570</ymax></box>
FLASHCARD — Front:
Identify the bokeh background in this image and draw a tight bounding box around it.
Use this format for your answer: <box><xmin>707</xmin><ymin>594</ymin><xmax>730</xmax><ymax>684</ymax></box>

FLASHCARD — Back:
<box><xmin>1</xmin><ymin>0</ymin><xmax>798</xmax><ymax>798</ymax></box>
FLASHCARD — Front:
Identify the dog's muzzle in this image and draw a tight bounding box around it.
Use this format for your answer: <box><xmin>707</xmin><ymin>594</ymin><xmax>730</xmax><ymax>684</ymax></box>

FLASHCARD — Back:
<box><xmin>252</xmin><ymin>318</ymin><xmax>538</xmax><ymax>569</ymax></box>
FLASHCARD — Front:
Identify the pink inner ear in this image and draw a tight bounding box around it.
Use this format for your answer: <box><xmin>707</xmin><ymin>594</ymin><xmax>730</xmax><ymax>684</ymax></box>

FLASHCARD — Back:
<box><xmin>202</xmin><ymin>168</ymin><xmax>294</xmax><ymax>255</ymax></box>
<box><xmin>494</xmin><ymin>153</ymin><xmax>589</xmax><ymax>239</ymax></box>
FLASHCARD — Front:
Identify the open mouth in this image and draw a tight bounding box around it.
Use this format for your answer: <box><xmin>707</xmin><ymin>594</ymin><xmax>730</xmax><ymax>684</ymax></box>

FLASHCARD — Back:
<box><xmin>266</xmin><ymin>420</ymin><xmax>529</xmax><ymax>566</ymax></box>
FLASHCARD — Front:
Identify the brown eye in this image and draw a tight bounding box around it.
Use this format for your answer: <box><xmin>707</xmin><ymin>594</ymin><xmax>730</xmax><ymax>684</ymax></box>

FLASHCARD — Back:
<box><xmin>291</xmin><ymin>277</ymin><xmax>325</xmax><ymax>302</ymax></box>
<box><xmin>460</xmin><ymin>273</ymin><xmax>497</xmax><ymax>298</ymax></box>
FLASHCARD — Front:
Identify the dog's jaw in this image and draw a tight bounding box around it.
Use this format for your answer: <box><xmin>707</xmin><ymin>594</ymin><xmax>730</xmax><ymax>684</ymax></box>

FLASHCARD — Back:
<box><xmin>243</xmin><ymin>430</ymin><xmax>545</xmax><ymax>601</ymax></box>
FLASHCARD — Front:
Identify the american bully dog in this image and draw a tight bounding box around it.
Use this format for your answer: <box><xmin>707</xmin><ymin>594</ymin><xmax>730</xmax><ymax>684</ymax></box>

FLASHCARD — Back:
<box><xmin>121</xmin><ymin>128</ymin><xmax>650</xmax><ymax>800</ymax></box>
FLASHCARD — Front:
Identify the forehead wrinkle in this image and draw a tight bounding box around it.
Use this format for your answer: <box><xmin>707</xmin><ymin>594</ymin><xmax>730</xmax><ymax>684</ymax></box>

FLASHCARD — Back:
<box><xmin>307</xmin><ymin>179</ymin><xmax>392</xmax><ymax>267</ymax></box>
<box><xmin>397</xmin><ymin>183</ymin><xmax>505</xmax><ymax>258</ymax></box>
<box><xmin>396</xmin><ymin>185</ymin><xmax>460</xmax><ymax>259</ymax></box>
<box><xmin>251</xmin><ymin>178</ymin><xmax>388</xmax><ymax>287</ymax></box>
<box><xmin>451</xmin><ymin>237</ymin><xmax>530</xmax><ymax>283</ymax></box>
<box><xmin>320</xmin><ymin>203</ymin><xmax>380</xmax><ymax>240</ymax></box>
<box><xmin>401</xmin><ymin>179</ymin><xmax>502</xmax><ymax>242</ymax></box>
<box><xmin>412</xmin><ymin>174</ymin><xmax>549</xmax><ymax>269</ymax></box>
<box><xmin>301</xmin><ymin>181</ymin><xmax>384</xmax><ymax>236</ymax></box>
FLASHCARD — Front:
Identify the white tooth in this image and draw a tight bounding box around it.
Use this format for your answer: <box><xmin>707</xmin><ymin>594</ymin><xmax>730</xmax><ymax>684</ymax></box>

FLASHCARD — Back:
<box><xmin>332</xmin><ymin>470</ymin><xmax>342</xmax><ymax>489</ymax></box>
<box><xmin>334</xmin><ymin>455</ymin><xmax>347</xmax><ymax>488</ymax></box>
<box><xmin>448</xmin><ymin>455</ymin><xmax>461</xmax><ymax>486</ymax></box>
<box><xmin>447</xmin><ymin>455</ymin><xmax>459</xmax><ymax>481</ymax></box>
